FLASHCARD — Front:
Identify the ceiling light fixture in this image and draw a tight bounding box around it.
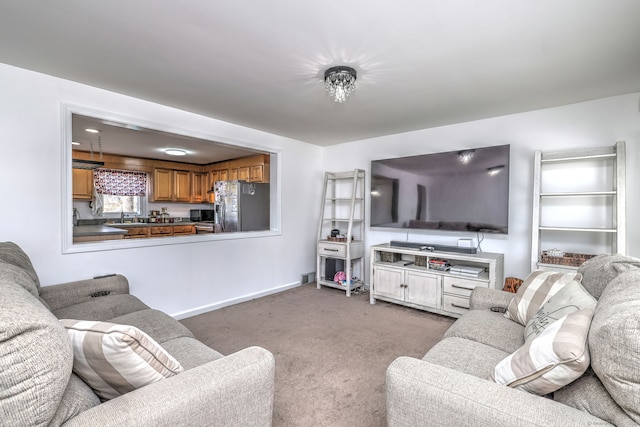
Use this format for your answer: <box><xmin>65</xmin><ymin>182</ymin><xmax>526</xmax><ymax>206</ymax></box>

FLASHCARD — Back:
<box><xmin>165</xmin><ymin>149</ymin><xmax>186</xmax><ymax>156</ymax></box>
<box><xmin>85</xmin><ymin>128</ymin><xmax>100</xmax><ymax>133</ymax></box>
<box><xmin>324</xmin><ymin>66</ymin><xmax>357</xmax><ymax>103</ymax></box>
<box><xmin>458</xmin><ymin>150</ymin><xmax>475</xmax><ymax>164</ymax></box>
<box><xmin>73</xmin><ymin>136</ymin><xmax>104</xmax><ymax>170</ymax></box>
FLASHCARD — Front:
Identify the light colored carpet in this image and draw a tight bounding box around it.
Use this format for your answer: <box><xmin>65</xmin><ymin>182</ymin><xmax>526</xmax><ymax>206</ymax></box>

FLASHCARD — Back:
<box><xmin>181</xmin><ymin>284</ymin><xmax>455</xmax><ymax>427</ymax></box>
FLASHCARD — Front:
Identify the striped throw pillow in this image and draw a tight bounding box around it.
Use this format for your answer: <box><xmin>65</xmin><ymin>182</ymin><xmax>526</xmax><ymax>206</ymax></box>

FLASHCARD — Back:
<box><xmin>491</xmin><ymin>307</ymin><xmax>594</xmax><ymax>395</ymax></box>
<box><xmin>504</xmin><ymin>270</ymin><xmax>582</xmax><ymax>326</ymax></box>
<box><xmin>60</xmin><ymin>319</ymin><xmax>184</xmax><ymax>400</ymax></box>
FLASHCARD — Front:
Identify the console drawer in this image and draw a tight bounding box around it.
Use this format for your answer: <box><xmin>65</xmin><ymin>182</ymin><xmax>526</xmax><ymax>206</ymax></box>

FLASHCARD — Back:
<box><xmin>318</xmin><ymin>242</ymin><xmax>346</xmax><ymax>258</ymax></box>
<box><xmin>443</xmin><ymin>294</ymin><xmax>471</xmax><ymax>316</ymax></box>
<box><xmin>443</xmin><ymin>276</ymin><xmax>488</xmax><ymax>297</ymax></box>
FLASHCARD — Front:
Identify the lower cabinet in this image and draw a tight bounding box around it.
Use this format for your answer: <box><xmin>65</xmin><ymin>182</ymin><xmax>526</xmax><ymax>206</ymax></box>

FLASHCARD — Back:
<box><xmin>372</xmin><ymin>266</ymin><xmax>441</xmax><ymax>310</ymax></box>
<box><xmin>370</xmin><ymin>244</ymin><xmax>504</xmax><ymax>318</ymax></box>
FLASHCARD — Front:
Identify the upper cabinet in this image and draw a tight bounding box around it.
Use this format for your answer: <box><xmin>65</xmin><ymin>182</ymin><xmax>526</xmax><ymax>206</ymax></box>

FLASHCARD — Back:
<box><xmin>151</xmin><ymin>168</ymin><xmax>192</xmax><ymax>202</ymax></box>
<box><xmin>72</xmin><ymin>168</ymin><xmax>94</xmax><ymax>200</ymax></box>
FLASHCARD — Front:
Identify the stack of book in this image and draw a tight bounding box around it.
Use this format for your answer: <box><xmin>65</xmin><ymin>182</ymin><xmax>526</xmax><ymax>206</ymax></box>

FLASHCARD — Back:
<box><xmin>428</xmin><ymin>258</ymin><xmax>451</xmax><ymax>271</ymax></box>
<box><xmin>449</xmin><ymin>265</ymin><xmax>485</xmax><ymax>277</ymax></box>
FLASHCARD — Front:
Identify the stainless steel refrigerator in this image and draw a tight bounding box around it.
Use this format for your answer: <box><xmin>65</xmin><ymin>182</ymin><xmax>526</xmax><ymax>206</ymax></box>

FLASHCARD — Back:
<box><xmin>214</xmin><ymin>180</ymin><xmax>270</xmax><ymax>232</ymax></box>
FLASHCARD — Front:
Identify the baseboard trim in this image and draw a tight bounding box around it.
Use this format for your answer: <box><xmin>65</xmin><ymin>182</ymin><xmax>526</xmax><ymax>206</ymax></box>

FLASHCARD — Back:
<box><xmin>170</xmin><ymin>281</ymin><xmax>303</xmax><ymax>320</ymax></box>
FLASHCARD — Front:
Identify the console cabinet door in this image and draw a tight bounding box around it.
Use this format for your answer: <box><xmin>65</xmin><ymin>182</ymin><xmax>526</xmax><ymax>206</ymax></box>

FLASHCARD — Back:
<box><xmin>373</xmin><ymin>265</ymin><xmax>404</xmax><ymax>300</ymax></box>
<box><xmin>405</xmin><ymin>271</ymin><xmax>442</xmax><ymax>309</ymax></box>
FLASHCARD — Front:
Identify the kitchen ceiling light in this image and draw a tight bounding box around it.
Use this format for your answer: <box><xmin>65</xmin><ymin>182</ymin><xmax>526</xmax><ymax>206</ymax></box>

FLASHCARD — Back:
<box><xmin>85</xmin><ymin>128</ymin><xmax>100</xmax><ymax>133</ymax></box>
<box><xmin>165</xmin><ymin>149</ymin><xmax>186</xmax><ymax>156</ymax></box>
<box><xmin>324</xmin><ymin>66</ymin><xmax>357</xmax><ymax>103</ymax></box>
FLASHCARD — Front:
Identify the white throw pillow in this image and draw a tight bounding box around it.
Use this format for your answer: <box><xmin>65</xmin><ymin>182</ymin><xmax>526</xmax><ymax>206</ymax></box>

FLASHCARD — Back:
<box><xmin>60</xmin><ymin>319</ymin><xmax>184</xmax><ymax>400</ymax></box>
<box><xmin>524</xmin><ymin>280</ymin><xmax>596</xmax><ymax>341</ymax></box>
<box><xmin>491</xmin><ymin>308</ymin><xmax>594</xmax><ymax>395</ymax></box>
<box><xmin>504</xmin><ymin>270</ymin><xmax>582</xmax><ymax>326</ymax></box>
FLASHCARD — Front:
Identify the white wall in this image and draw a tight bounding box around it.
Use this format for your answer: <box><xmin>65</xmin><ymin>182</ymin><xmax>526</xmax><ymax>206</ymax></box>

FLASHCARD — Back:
<box><xmin>322</xmin><ymin>93</ymin><xmax>640</xmax><ymax>280</ymax></box>
<box><xmin>0</xmin><ymin>63</ymin><xmax>323</xmax><ymax>318</ymax></box>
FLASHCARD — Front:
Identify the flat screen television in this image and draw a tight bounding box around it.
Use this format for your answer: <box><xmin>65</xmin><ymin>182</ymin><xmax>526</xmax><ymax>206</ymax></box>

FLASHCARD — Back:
<box><xmin>370</xmin><ymin>144</ymin><xmax>510</xmax><ymax>234</ymax></box>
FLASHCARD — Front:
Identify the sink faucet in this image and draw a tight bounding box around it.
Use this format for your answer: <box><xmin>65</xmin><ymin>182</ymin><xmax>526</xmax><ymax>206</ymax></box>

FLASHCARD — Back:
<box><xmin>120</xmin><ymin>210</ymin><xmax>125</xmax><ymax>223</ymax></box>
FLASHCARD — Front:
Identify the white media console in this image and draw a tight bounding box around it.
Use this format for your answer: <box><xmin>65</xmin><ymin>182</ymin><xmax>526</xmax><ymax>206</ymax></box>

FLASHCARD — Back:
<box><xmin>370</xmin><ymin>243</ymin><xmax>504</xmax><ymax>318</ymax></box>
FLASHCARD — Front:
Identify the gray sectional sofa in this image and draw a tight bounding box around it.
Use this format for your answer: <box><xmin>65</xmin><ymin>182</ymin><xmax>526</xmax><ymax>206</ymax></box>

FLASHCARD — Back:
<box><xmin>0</xmin><ymin>241</ymin><xmax>275</xmax><ymax>426</ymax></box>
<box><xmin>386</xmin><ymin>254</ymin><xmax>640</xmax><ymax>426</ymax></box>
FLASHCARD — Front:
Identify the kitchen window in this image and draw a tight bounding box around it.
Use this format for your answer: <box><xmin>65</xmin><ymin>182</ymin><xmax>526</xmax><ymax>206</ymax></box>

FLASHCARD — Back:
<box><xmin>94</xmin><ymin>169</ymin><xmax>147</xmax><ymax>216</ymax></box>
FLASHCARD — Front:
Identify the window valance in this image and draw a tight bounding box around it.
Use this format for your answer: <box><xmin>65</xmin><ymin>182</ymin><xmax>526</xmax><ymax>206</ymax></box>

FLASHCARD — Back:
<box><xmin>94</xmin><ymin>169</ymin><xmax>147</xmax><ymax>196</ymax></box>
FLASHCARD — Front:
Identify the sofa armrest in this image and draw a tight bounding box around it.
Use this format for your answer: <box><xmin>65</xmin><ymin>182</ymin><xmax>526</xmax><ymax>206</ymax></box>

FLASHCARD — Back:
<box><xmin>62</xmin><ymin>346</ymin><xmax>275</xmax><ymax>427</ymax></box>
<box><xmin>386</xmin><ymin>357</ymin><xmax>610</xmax><ymax>427</ymax></box>
<box><xmin>469</xmin><ymin>287</ymin><xmax>514</xmax><ymax>311</ymax></box>
<box><xmin>39</xmin><ymin>274</ymin><xmax>130</xmax><ymax>312</ymax></box>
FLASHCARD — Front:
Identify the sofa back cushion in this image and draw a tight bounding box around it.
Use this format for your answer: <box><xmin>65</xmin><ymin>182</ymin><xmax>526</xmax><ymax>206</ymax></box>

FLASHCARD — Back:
<box><xmin>578</xmin><ymin>253</ymin><xmax>640</xmax><ymax>299</ymax></box>
<box><xmin>554</xmin><ymin>368</ymin><xmax>636</xmax><ymax>426</ymax></box>
<box><xmin>0</xmin><ymin>279</ymin><xmax>73</xmax><ymax>426</ymax></box>
<box><xmin>0</xmin><ymin>260</ymin><xmax>39</xmax><ymax>299</ymax></box>
<box><xmin>589</xmin><ymin>268</ymin><xmax>640</xmax><ymax>424</ymax></box>
<box><xmin>0</xmin><ymin>241</ymin><xmax>41</xmax><ymax>288</ymax></box>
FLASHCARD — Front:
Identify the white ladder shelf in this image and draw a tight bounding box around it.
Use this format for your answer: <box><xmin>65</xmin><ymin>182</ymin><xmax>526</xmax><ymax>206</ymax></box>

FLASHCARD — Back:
<box><xmin>316</xmin><ymin>169</ymin><xmax>366</xmax><ymax>296</ymax></box>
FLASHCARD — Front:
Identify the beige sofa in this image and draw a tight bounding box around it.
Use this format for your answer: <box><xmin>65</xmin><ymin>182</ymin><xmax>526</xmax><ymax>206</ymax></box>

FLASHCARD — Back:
<box><xmin>0</xmin><ymin>241</ymin><xmax>275</xmax><ymax>426</ymax></box>
<box><xmin>386</xmin><ymin>254</ymin><xmax>640</xmax><ymax>426</ymax></box>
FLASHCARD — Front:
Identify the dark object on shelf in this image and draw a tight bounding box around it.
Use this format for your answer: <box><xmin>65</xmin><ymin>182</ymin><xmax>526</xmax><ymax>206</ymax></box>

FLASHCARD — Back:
<box><xmin>503</xmin><ymin>277</ymin><xmax>524</xmax><ymax>293</ymax></box>
<box><xmin>380</xmin><ymin>252</ymin><xmax>401</xmax><ymax>263</ymax></box>
<box><xmin>330</xmin><ymin>229</ymin><xmax>340</xmax><ymax>237</ymax></box>
<box><xmin>540</xmin><ymin>251</ymin><xmax>596</xmax><ymax>267</ymax></box>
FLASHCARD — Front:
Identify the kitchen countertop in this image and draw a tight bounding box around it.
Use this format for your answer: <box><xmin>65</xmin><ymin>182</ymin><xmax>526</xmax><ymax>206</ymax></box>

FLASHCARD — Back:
<box><xmin>73</xmin><ymin>225</ymin><xmax>129</xmax><ymax>237</ymax></box>
<box><xmin>74</xmin><ymin>222</ymin><xmax>197</xmax><ymax>237</ymax></box>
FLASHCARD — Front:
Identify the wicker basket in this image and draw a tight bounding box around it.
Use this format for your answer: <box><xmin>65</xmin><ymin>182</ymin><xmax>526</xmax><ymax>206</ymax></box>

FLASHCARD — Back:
<box><xmin>327</xmin><ymin>236</ymin><xmax>354</xmax><ymax>242</ymax></box>
<box><xmin>380</xmin><ymin>252</ymin><xmax>401</xmax><ymax>263</ymax></box>
<box><xmin>415</xmin><ymin>256</ymin><xmax>428</xmax><ymax>267</ymax></box>
<box><xmin>540</xmin><ymin>251</ymin><xmax>596</xmax><ymax>267</ymax></box>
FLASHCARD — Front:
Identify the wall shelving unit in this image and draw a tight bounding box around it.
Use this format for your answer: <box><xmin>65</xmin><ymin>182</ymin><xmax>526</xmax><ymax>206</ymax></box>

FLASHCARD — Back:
<box><xmin>530</xmin><ymin>141</ymin><xmax>626</xmax><ymax>272</ymax></box>
<box><xmin>316</xmin><ymin>169</ymin><xmax>365</xmax><ymax>296</ymax></box>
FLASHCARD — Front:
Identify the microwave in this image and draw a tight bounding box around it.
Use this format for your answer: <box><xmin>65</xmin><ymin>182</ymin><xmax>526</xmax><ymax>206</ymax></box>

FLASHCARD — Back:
<box><xmin>190</xmin><ymin>209</ymin><xmax>214</xmax><ymax>222</ymax></box>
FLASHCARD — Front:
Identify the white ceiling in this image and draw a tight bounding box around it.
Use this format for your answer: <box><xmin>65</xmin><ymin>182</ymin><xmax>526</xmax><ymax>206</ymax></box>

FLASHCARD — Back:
<box><xmin>2</xmin><ymin>1</ymin><xmax>640</xmax><ymax>147</ymax></box>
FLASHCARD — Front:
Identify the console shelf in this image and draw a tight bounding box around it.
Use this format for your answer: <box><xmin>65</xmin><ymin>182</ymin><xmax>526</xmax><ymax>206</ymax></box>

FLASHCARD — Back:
<box><xmin>369</xmin><ymin>243</ymin><xmax>504</xmax><ymax>318</ymax></box>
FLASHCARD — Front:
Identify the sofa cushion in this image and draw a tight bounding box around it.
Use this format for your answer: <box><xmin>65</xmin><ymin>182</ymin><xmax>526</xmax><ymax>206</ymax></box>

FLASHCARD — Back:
<box><xmin>60</xmin><ymin>319</ymin><xmax>185</xmax><ymax>401</ymax></box>
<box><xmin>0</xmin><ymin>280</ymin><xmax>73</xmax><ymax>426</ymax></box>
<box><xmin>524</xmin><ymin>280</ymin><xmax>597</xmax><ymax>341</ymax></box>
<box><xmin>49</xmin><ymin>373</ymin><xmax>101</xmax><ymax>426</ymax></box>
<box><xmin>0</xmin><ymin>260</ymin><xmax>39</xmax><ymax>299</ymax></box>
<box><xmin>110</xmin><ymin>308</ymin><xmax>195</xmax><ymax>344</ymax></box>
<box><xmin>160</xmin><ymin>336</ymin><xmax>224</xmax><ymax>370</ymax></box>
<box><xmin>492</xmin><ymin>308</ymin><xmax>594</xmax><ymax>395</ymax></box>
<box><xmin>52</xmin><ymin>293</ymin><xmax>149</xmax><ymax>321</ymax></box>
<box><xmin>0</xmin><ymin>241</ymin><xmax>41</xmax><ymax>288</ymax></box>
<box><xmin>505</xmin><ymin>270</ymin><xmax>582</xmax><ymax>326</ymax></box>
<box><xmin>578</xmin><ymin>253</ymin><xmax>640</xmax><ymax>299</ymax></box>
<box><xmin>423</xmin><ymin>337</ymin><xmax>509</xmax><ymax>379</ymax></box>
<box><xmin>444</xmin><ymin>309</ymin><xmax>524</xmax><ymax>354</ymax></box>
<box><xmin>588</xmin><ymin>268</ymin><xmax>640</xmax><ymax>424</ymax></box>
<box><xmin>554</xmin><ymin>368</ymin><xmax>636</xmax><ymax>427</ymax></box>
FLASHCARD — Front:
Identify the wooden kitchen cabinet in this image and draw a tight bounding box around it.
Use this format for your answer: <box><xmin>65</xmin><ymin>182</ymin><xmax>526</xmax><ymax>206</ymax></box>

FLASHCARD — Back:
<box><xmin>152</xmin><ymin>168</ymin><xmax>192</xmax><ymax>202</ymax></box>
<box><xmin>149</xmin><ymin>226</ymin><xmax>173</xmax><ymax>237</ymax></box>
<box><xmin>172</xmin><ymin>224</ymin><xmax>195</xmax><ymax>235</ymax></box>
<box><xmin>120</xmin><ymin>227</ymin><xmax>150</xmax><ymax>239</ymax></box>
<box><xmin>72</xmin><ymin>168</ymin><xmax>94</xmax><ymax>200</ymax></box>
<box><xmin>191</xmin><ymin>172</ymin><xmax>208</xmax><ymax>203</ymax></box>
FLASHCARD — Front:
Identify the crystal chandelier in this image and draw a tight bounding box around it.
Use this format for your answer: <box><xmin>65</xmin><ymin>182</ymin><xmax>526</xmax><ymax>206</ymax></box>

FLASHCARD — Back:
<box><xmin>324</xmin><ymin>66</ymin><xmax>357</xmax><ymax>103</ymax></box>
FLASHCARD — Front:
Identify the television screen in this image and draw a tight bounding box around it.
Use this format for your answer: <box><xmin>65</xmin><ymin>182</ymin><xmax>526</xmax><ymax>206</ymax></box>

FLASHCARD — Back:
<box><xmin>370</xmin><ymin>144</ymin><xmax>510</xmax><ymax>234</ymax></box>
